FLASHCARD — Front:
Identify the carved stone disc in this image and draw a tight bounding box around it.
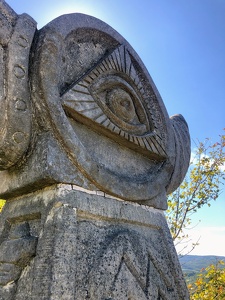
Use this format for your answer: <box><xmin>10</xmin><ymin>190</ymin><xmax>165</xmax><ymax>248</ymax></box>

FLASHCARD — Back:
<box><xmin>32</xmin><ymin>14</ymin><xmax>177</xmax><ymax>206</ymax></box>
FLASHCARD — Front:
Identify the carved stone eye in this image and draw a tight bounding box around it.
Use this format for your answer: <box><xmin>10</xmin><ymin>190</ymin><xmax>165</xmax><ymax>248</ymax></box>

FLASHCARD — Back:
<box><xmin>89</xmin><ymin>73</ymin><xmax>149</xmax><ymax>136</ymax></box>
<box><xmin>61</xmin><ymin>45</ymin><xmax>167</xmax><ymax>160</ymax></box>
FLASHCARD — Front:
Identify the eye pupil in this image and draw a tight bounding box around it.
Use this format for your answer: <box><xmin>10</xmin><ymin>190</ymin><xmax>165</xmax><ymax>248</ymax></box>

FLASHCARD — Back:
<box><xmin>120</xmin><ymin>98</ymin><xmax>131</xmax><ymax>109</ymax></box>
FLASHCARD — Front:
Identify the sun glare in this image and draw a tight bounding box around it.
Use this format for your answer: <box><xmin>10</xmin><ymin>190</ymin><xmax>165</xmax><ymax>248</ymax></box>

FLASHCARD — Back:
<box><xmin>37</xmin><ymin>3</ymin><xmax>104</xmax><ymax>28</ymax></box>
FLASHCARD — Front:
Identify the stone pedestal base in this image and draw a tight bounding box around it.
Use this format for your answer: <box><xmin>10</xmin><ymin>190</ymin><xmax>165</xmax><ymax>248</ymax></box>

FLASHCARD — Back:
<box><xmin>0</xmin><ymin>185</ymin><xmax>189</xmax><ymax>299</ymax></box>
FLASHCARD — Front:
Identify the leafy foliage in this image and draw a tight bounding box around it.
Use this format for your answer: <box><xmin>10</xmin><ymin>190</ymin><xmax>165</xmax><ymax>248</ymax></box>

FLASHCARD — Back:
<box><xmin>0</xmin><ymin>199</ymin><xmax>5</xmax><ymax>212</ymax></box>
<box><xmin>166</xmin><ymin>131</ymin><xmax>225</xmax><ymax>253</ymax></box>
<box><xmin>179</xmin><ymin>255</ymin><xmax>225</xmax><ymax>288</ymax></box>
<box><xmin>188</xmin><ymin>260</ymin><xmax>225</xmax><ymax>299</ymax></box>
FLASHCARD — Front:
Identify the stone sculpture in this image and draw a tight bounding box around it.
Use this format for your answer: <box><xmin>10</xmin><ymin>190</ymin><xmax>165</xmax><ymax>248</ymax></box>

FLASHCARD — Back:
<box><xmin>0</xmin><ymin>1</ymin><xmax>191</xmax><ymax>299</ymax></box>
<box><xmin>0</xmin><ymin>0</ymin><xmax>190</xmax><ymax>208</ymax></box>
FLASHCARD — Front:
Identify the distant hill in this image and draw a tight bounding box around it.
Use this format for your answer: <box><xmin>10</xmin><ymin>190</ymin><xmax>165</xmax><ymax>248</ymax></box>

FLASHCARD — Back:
<box><xmin>179</xmin><ymin>255</ymin><xmax>225</xmax><ymax>272</ymax></box>
<box><xmin>179</xmin><ymin>255</ymin><xmax>225</xmax><ymax>283</ymax></box>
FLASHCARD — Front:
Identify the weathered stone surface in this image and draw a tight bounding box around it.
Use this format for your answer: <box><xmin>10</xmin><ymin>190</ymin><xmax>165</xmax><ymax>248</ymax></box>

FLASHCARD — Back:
<box><xmin>0</xmin><ymin>237</ymin><xmax>37</xmax><ymax>265</ymax></box>
<box><xmin>0</xmin><ymin>264</ymin><xmax>21</xmax><ymax>286</ymax></box>
<box><xmin>0</xmin><ymin>185</ymin><xmax>189</xmax><ymax>299</ymax></box>
<box><xmin>0</xmin><ymin>0</ymin><xmax>36</xmax><ymax>170</ymax></box>
<box><xmin>0</xmin><ymin>283</ymin><xmax>17</xmax><ymax>300</ymax></box>
<box><xmin>0</xmin><ymin>2</ymin><xmax>190</xmax><ymax>209</ymax></box>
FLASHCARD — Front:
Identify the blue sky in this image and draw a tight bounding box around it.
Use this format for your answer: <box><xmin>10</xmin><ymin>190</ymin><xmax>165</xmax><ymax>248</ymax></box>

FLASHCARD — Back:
<box><xmin>6</xmin><ymin>0</ymin><xmax>225</xmax><ymax>255</ymax></box>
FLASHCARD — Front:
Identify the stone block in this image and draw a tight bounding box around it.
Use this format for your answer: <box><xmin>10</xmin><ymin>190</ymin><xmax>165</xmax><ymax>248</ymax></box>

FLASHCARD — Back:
<box><xmin>0</xmin><ymin>185</ymin><xmax>189</xmax><ymax>299</ymax></box>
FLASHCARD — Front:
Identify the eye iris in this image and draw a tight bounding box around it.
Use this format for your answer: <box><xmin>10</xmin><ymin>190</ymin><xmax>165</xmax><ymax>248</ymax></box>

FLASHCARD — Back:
<box><xmin>106</xmin><ymin>88</ymin><xmax>140</xmax><ymax>124</ymax></box>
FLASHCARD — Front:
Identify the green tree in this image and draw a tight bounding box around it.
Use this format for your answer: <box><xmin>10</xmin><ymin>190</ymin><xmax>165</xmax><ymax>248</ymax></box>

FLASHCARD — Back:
<box><xmin>166</xmin><ymin>131</ymin><xmax>225</xmax><ymax>253</ymax></box>
<box><xmin>188</xmin><ymin>260</ymin><xmax>225</xmax><ymax>299</ymax></box>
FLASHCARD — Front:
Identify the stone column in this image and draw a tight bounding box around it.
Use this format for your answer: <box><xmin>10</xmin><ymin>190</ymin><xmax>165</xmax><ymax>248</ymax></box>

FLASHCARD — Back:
<box><xmin>0</xmin><ymin>1</ymin><xmax>190</xmax><ymax>299</ymax></box>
